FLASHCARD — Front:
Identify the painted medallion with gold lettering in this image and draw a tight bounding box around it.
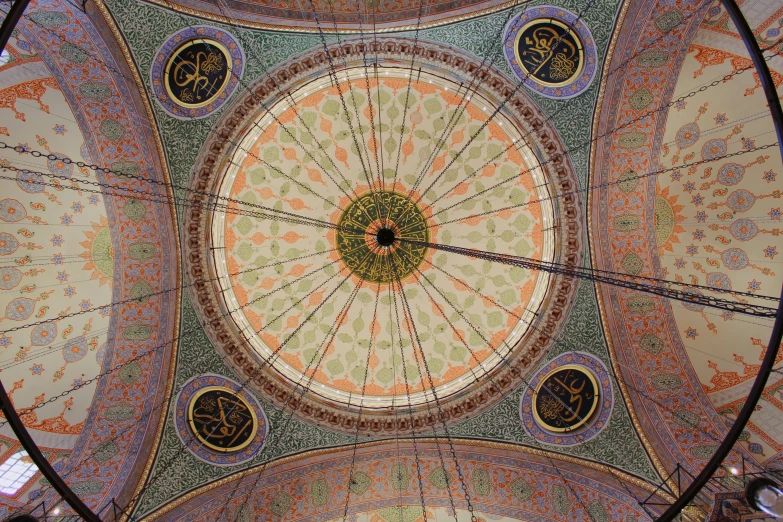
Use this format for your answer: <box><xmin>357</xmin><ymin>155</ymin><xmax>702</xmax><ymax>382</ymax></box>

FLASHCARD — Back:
<box><xmin>533</xmin><ymin>364</ymin><xmax>598</xmax><ymax>432</ymax></box>
<box><xmin>515</xmin><ymin>19</ymin><xmax>584</xmax><ymax>87</ymax></box>
<box><xmin>188</xmin><ymin>386</ymin><xmax>257</xmax><ymax>452</ymax></box>
<box><xmin>520</xmin><ymin>352</ymin><xmax>613</xmax><ymax>446</ymax></box>
<box><xmin>165</xmin><ymin>40</ymin><xmax>230</xmax><ymax>108</ymax></box>
<box><xmin>175</xmin><ymin>374</ymin><xmax>267</xmax><ymax>465</ymax></box>
<box><xmin>503</xmin><ymin>6</ymin><xmax>597</xmax><ymax>99</ymax></box>
<box><xmin>151</xmin><ymin>26</ymin><xmax>244</xmax><ymax>119</ymax></box>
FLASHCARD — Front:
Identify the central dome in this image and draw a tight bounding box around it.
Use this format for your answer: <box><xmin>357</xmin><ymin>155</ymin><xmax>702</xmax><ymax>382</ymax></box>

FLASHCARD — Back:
<box><xmin>187</xmin><ymin>42</ymin><xmax>583</xmax><ymax>432</ymax></box>
<box><xmin>211</xmin><ymin>66</ymin><xmax>554</xmax><ymax>408</ymax></box>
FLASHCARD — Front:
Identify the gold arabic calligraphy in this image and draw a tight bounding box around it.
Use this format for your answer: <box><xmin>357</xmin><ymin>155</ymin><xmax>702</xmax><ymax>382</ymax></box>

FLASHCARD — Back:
<box><xmin>189</xmin><ymin>388</ymin><xmax>257</xmax><ymax>452</ymax></box>
<box><xmin>166</xmin><ymin>41</ymin><xmax>229</xmax><ymax>107</ymax></box>
<box><xmin>535</xmin><ymin>367</ymin><xmax>597</xmax><ymax>431</ymax></box>
<box><xmin>517</xmin><ymin>22</ymin><xmax>582</xmax><ymax>85</ymax></box>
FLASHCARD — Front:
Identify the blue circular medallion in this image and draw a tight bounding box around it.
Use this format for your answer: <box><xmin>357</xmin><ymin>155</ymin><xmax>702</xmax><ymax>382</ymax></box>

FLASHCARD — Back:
<box><xmin>151</xmin><ymin>26</ymin><xmax>244</xmax><ymax>119</ymax></box>
<box><xmin>503</xmin><ymin>6</ymin><xmax>597</xmax><ymax>99</ymax></box>
<box><xmin>175</xmin><ymin>374</ymin><xmax>268</xmax><ymax>466</ymax></box>
<box><xmin>520</xmin><ymin>352</ymin><xmax>613</xmax><ymax>446</ymax></box>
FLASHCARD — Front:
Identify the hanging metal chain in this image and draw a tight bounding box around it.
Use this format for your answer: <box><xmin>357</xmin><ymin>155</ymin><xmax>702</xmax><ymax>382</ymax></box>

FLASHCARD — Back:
<box><xmin>427</xmin><ymin>36</ymin><xmax>783</xmax><ymax>215</ymax></box>
<box><xmin>400</xmin><ymin>239</ymin><xmax>778</xmax><ymax>317</ymax></box>
<box><xmin>341</xmin><ymin>281</ymin><xmax>382</xmax><ymax>522</ymax></box>
<box><xmin>388</xmin><ymin>252</ymin><xmax>477</xmax><ymax>522</ymax></box>
<box><xmin>385</xmin><ymin>254</ymin><xmax>430</xmax><ymax>522</ymax></box>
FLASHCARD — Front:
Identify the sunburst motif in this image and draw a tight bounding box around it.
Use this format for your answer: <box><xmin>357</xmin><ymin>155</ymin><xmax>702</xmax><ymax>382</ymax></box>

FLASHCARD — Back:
<box><xmin>654</xmin><ymin>187</ymin><xmax>686</xmax><ymax>252</ymax></box>
<box><xmin>79</xmin><ymin>216</ymin><xmax>113</xmax><ymax>287</ymax></box>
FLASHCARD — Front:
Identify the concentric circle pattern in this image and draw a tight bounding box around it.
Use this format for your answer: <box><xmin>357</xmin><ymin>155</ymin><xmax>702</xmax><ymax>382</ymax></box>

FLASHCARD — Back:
<box><xmin>210</xmin><ymin>64</ymin><xmax>558</xmax><ymax>410</ymax></box>
<box><xmin>336</xmin><ymin>191</ymin><xmax>429</xmax><ymax>284</ymax></box>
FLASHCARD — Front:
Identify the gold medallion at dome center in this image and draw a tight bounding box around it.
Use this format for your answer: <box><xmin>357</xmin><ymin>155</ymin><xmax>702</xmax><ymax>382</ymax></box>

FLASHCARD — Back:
<box><xmin>336</xmin><ymin>191</ymin><xmax>429</xmax><ymax>284</ymax></box>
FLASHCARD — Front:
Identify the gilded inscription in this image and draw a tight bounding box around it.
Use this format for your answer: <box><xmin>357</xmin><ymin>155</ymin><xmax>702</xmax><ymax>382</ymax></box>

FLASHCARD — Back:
<box><xmin>164</xmin><ymin>40</ymin><xmax>230</xmax><ymax>108</ymax></box>
<box><xmin>336</xmin><ymin>191</ymin><xmax>429</xmax><ymax>284</ymax></box>
<box><xmin>533</xmin><ymin>365</ymin><xmax>599</xmax><ymax>432</ymax></box>
<box><xmin>515</xmin><ymin>19</ymin><xmax>584</xmax><ymax>87</ymax></box>
<box><xmin>188</xmin><ymin>387</ymin><xmax>258</xmax><ymax>452</ymax></box>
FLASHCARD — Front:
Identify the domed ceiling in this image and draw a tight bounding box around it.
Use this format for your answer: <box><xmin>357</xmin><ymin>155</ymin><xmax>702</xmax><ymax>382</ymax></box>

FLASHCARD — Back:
<box><xmin>0</xmin><ymin>0</ymin><xmax>781</xmax><ymax>520</ymax></box>
<box><xmin>191</xmin><ymin>53</ymin><xmax>580</xmax><ymax>431</ymax></box>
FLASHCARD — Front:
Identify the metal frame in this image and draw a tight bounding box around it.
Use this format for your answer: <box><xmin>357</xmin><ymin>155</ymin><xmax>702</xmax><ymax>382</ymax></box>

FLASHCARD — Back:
<box><xmin>0</xmin><ymin>382</ymin><xmax>101</xmax><ymax>521</ymax></box>
<box><xmin>0</xmin><ymin>0</ymin><xmax>32</xmax><ymax>53</ymax></box>
<box><xmin>656</xmin><ymin>0</ymin><xmax>783</xmax><ymax>519</ymax></box>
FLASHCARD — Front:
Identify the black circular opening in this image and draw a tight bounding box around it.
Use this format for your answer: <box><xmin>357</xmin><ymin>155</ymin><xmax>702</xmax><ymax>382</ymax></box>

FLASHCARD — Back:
<box><xmin>376</xmin><ymin>228</ymin><xmax>396</xmax><ymax>247</ymax></box>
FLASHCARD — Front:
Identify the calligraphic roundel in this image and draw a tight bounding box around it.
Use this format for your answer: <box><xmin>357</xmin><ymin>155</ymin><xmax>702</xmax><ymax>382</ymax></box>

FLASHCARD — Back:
<box><xmin>503</xmin><ymin>6</ymin><xmax>598</xmax><ymax>99</ymax></box>
<box><xmin>533</xmin><ymin>364</ymin><xmax>599</xmax><ymax>432</ymax></box>
<box><xmin>151</xmin><ymin>26</ymin><xmax>245</xmax><ymax>119</ymax></box>
<box><xmin>175</xmin><ymin>375</ymin><xmax>268</xmax><ymax>466</ymax></box>
<box><xmin>521</xmin><ymin>352</ymin><xmax>614</xmax><ymax>446</ymax></box>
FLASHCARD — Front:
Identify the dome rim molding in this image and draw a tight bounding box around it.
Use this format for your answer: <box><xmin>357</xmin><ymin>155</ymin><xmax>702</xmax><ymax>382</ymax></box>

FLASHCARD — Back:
<box><xmin>140</xmin><ymin>0</ymin><xmax>519</xmax><ymax>34</ymax></box>
<box><xmin>184</xmin><ymin>36</ymin><xmax>585</xmax><ymax>435</ymax></box>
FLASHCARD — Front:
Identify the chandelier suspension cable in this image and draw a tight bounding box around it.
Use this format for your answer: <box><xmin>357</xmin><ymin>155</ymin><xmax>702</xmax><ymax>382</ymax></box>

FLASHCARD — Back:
<box><xmin>211</xmin><ymin>267</ymin><xmax>372</xmax><ymax>521</ymax></box>
<box><xmin>403</xmin><ymin>0</ymin><xmax>577</xmax><ymax>203</ymax></box>
<box><xmin>425</xmin><ymin>37</ymin><xmax>783</xmax><ymax>216</ymax></box>
<box><xmin>0</xmin><ymin>132</ymin><xmax>774</xmax><ymax>344</ymax></box>
<box><xmin>389</xmin><ymin>257</ymin><xmax>469</xmax><ymax>522</ymax></box>
<box><xmin>388</xmin><ymin>246</ymin><xmax>607</xmax><ymax>522</ymax></box>
<box><xmin>397</xmin><ymin>238</ymin><xmax>777</xmax><ymax>317</ymax></box>
<box><xmin>412</xmin><ymin>0</ymin><xmax>712</xmax><ymax>211</ymax></box>
<box><xmin>339</xmin><ymin>281</ymin><xmax>383</xmax><ymax>522</ymax></box>
<box><xmin>424</xmin><ymin>0</ymin><xmax>713</xmax><ymax>202</ymax></box>
<box><xmin>388</xmin><ymin>254</ymin><xmax>484</xmax><ymax>522</ymax></box>
<box><xmin>386</xmin><ymin>254</ymin><xmax>436</xmax><ymax>522</ymax></box>
<box><xmin>119</xmin><ymin>254</ymin><xmax>368</xmax><ymax>518</ymax></box>
<box><xmin>407</xmin><ymin>0</ymin><xmax>525</xmax><ymax>182</ymax></box>
<box><xmin>414</xmin><ymin>251</ymin><xmax>765</xmax><ymax>474</ymax></box>
<box><xmin>437</xmin><ymin>139</ymin><xmax>778</xmax><ymax>224</ymax></box>
<box><xmin>0</xmin><ymin>142</ymin><xmax>347</xmax><ymax>232</ymax></box>
<box><xmin>302</xmin><ymin>0</ymin><xmax>389</xmax><ymax>227</ymax></box>
<box><xmin>202</xmin><ymin>0</ymin><xmax>361</xmax><ymax>214</ymax></box>
<box><xmin>381</xmin><ymin>0</ymin><xmax>428</xmax><ymax>226</ymax></box>
<box><xmin>6</xmin><ymin>2</ymin><xmax>781</xmax><ymax>520</ymax></box>
<box><xmin>208</xmin><ymin>0</ymin><xmax>444</xmax><ymax>518</ymax></box>
<box><xmin>390</xmin><ymin>274</ymin><xmax>405</xmax><ymax>522</ymax></box>
<box><xmin>158</xmin><ymin>0</ymin><xmax>387</xmax><ymax>229</ymax></box>
<box><xmin>656</xmin><ymin>0</ymin><xmax>783</xmax><ymax>516</ymax></box>
<box><xmin>3</xmin><ymin>138</ymin><xmax>774</xmax><ymax>345</ymax></box>
<box><xmin>353</xmin><ymin>0</ymin><xmax>383</xmax><ymax>194</ymax></box>
<box><xmin>0</xmin><ymin>250</ymin><xmax>340</xmax><ymax>432</ymax></box>
<box><xmin>406</xmin><ymin>0</ymin><xmax>599</xmax><ymax>213</ymax></box>
<box><xmin>394</xmin><ymin>246</ymin><xmax>711</xmax><ymax>518</ymax></box>
<box><xmin>322</xmin><ymin>0</ymin><xmax>382</xmax><ymax>188</ymax></box>
<box><xmin>8</xmin><ymin>254</ymin><xmax>345</xmax><ymax>518</ymax></box>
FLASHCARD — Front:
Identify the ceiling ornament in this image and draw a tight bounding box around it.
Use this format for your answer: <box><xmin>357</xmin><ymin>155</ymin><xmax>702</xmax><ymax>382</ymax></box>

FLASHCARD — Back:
<box><xmin>335</xmin><ymin>191</ymin><xmax>430</xmax><ymax>284</ymax></box>
<box><xmin>520</xmin><ymin>352</ymin><xmax>613</xmax><ymax>446</ymax></box>
<box><xmin>503</xmin><ymin>6</ymin><xmax>597</xmax><ymax>99</ymax></box>
<box><xmin>185</xmin><ymin>38</ymin><xmax>584</xmax><ymax>435</ymax></box>
<box><xmin>141</xmin><ymin>0</ymin><xmax>517</xmax><ymax>32</ymax></box>
<box><xmin>150</xmin><ymin>26</ymin><xmax>244</xmax><ymax>119</ymax></box>
<box><xmin>144</xmin><ymin>440</ymin><xmax>671</xmax><ymax>521</ymax></box>
<box><xmin>175</xmin><ymin>375</ymin><xmax>268</xmax><ymax>465</ymax></box>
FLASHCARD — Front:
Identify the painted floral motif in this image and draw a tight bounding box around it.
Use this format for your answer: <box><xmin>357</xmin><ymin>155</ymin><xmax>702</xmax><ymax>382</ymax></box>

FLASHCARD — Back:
<box><xmin>592</xmin><ymin>0</ymin><xmax>783</xmax><ymax>474</ymax></box>
<box><xmin>216</xmin><ymin>70</ymin><xmax>553</xmax><ymax>407</ymax></box>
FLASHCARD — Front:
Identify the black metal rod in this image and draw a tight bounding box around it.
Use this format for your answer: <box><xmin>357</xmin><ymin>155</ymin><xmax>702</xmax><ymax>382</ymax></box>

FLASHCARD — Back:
<box><xmin>656</xmin><ymin>0</ymin><xmax>783</xmax><ymax>519</ymax></box>
<box><xmin>0</xmin><ymin>0</ymin><xmax>31</xmax><ymax>53</ymax></box>
<box><xmin>0</xmin><ymin>380</ymin><xmax>101</xmax><ymax>522</ymax></box>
